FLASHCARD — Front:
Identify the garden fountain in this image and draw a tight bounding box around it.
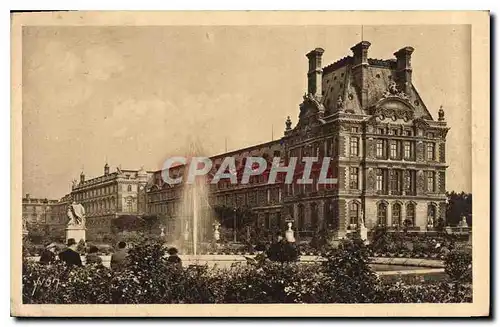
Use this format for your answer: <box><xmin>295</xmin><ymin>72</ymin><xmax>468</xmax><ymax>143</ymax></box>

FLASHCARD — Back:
<box><xmin>166</xmin><ymin>139</ymin><xmax>216</xmax><ymax>255</ymax></box>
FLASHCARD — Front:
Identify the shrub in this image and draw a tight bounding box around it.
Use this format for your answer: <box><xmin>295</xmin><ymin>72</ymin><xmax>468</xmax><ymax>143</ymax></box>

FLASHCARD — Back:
<box><xmin>378</xmin><ymin>281</ymin><xmax>471</xmax><ymax>303</ymax></box>
<box><xmin>322</xmin><ymin>237</ymin><xmax>380</xmax><ymax>303</ymax></box>
<box><xmin>22</xmin><ymin>260</ymin><xmax>68</xmax><ymax>304</ymax></box>
<box><xmin>62</xmin><ymin>264</ymin><xmax>113</xmax><ymax>304</ymax></box>
<box><xmin>445</xmin><ymin>247</ymin><xmax>472</xmax><ymax>283</ymax></box>
<box><xmin>223</xmin><ymin>262</ymin><xmax>326</xmax><ymax>303</ymax></box>
<box><xmin>444</xmin><ymin>247</ymin><xmax>472</xmax><ymax>301</ymax></box>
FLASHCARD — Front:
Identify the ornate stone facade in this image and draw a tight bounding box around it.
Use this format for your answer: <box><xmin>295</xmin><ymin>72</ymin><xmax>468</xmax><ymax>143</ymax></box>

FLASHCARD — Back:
<box><xmin>281</xmin><ymin>41</ymin><xmax>448</xmax><ymax>238</ymax></box>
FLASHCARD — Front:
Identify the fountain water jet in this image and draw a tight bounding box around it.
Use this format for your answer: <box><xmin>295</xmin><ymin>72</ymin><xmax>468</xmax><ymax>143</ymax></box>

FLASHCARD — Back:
<box><xmin>166</xmin><ymin>138</ymin><xmax>216</xmax><ymax>255</ymax></box>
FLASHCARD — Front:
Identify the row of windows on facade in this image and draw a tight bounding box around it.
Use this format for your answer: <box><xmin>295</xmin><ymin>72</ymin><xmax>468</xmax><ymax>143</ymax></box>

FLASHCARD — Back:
<box><xmin>348</xmin><ymin>202</ymin><xmax>438</xmax><ymax>227</ymax></box>
<box><xmin>26</xmin><ymin>213</ymin><xmax>67</xmax><ymax>224</ymax></box>
<box><xmin>280</xmin><ymin>202</ymin><xmax>437</xmax><ymax>232</ymax></box>
<box><xmin>23</xmin><ymin>205</ymin><xmax>52</xmax><ymax>212</ymax></box>
<box><xmin>360</xmin><ymin>126</ymin><xmax>438</xmax><ymax>138</ymax></box>
<box><xmin>288</xmin><ymin>136</ymin><xmax>437</xmax><ymax>163</ymax></box>
<box><xmin>288</xmin><ymin>139</ymin><xmax>336</xmax><ymax>160</ymax></box>
<box><xmin>348</xmin><ymin>168</ymin><xmax>439</xmax><ymax>193</ymax></box>
<box><xmin>294</xmin><ymin>202</ymin><xmax>335</xmax><ymax>231</ymax></box>
<box><xmin>159</xmin><ymin>151</ymin><xmax>284</xmax><ymax>182</ymax></box>
<box><xmin>81</xmin><ymin>198</ymin><xmax>136</xmax><ymax>213</ymax></box>
<box><xmin>149</xmin><ymin>189</ymin><xmax>283</xmax><ymax>215</ymax></box>
<box><xmin>72</xmin><ymin>184</ymin><xmax>136</xmax><ymax>201</ymax></box>
<box><xmin>349</xmin><ymin>137</ymin><xmax>438</xmax><ymax>161</ymax></box>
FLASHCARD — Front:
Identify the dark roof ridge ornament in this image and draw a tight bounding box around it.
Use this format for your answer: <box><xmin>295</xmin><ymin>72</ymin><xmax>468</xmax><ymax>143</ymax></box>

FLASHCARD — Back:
<box><xmin>438</xmin><ymin>105</ymin><xmax>445</xmax><ymax>121</ymax></box>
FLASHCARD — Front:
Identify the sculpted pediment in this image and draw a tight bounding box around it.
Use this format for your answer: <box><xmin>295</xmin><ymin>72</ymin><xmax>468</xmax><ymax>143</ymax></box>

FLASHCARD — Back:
<box><xmin>370</xmin><ymin>97</ymin><xmax>414</xmax><ymax>122</ymax></box>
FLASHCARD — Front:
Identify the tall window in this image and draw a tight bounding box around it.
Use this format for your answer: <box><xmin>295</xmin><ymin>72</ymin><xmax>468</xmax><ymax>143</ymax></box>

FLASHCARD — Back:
<box><xmin>426</xmin><ymin>171</ymin><xmax>435</xmax><ymax>192</ymax></box>
<box><xmin>392</xmin><ymin>203</ymin><xmax>402</xmax><ymax>226</ymax></box>
<box><xmin>404</xmin><ymin>141</ymin><xmax>412</xmax><ymax>159</ymax></box>
<box><xmin>350</xmin><ymin>137</ymin><xmax>359</xmax><ymax>156</ymax></box>
<box><xmin>390</xmin><ymin>170</ymin><xmax>402</xmax><ymax>194</ymax></box>
<box><xmin>390</xmin><ymin>141</ymin><xmax>398</xmax><ymax>159</ymax></box>
<box><xmin>405</xmin><ymin>170</ymin><xmax>415</xmax><ymax>194</ymax></box>
<box><xmin>310</xmin><ymin>202</ymin><xmax>318</xmax><ymax>229</ymax></box>
<box><xmin>350</xmin><ymin>167</ymin><xmax>359</xmax><ymax>190</ymax></box>
<box><xmin>406</xmin><ymin>203</ymin><xmax>415</xmax><ymax>226</ymax></box>
<box><xmin>298</xmin><ymin>204</ymin><xmax>305</xmax><ymax>231</ymax></box>
<box><xmin>427</xmin><ymin>142</ymin><xmax>435</xmax><ymax>160</ymax></box>
<box><xmin>376</xmin><ymin>139</ymin><xmax>384</xmax><ymax>158</ymax></box>
<box><xmin>349</xmin><ymin>201</ymin><xmax>359</xmax><ymax>226</ymax></box>
<box><xmin>377</xmin><ymin>202</ymin><xmax>387</xmax><ymax>225</ymax></box>
<box><xmin>376</xmin><ymin>169</ymin><xmax>384</xmax><ymax>191</ymax></box>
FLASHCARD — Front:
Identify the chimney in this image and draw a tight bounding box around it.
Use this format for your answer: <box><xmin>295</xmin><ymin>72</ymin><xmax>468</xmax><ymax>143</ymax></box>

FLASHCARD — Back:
<box><xmin>80</xmin><ymin>171</ymin><xmax>85</xmax><ymax>183</ymax></box>
<box><xmin>350</xmin><ymin>41</ymin><xmax>371</xmax><ymax>107</ymax></box>
<box><xmin>394</xmin><ymin>46</ymin><xmax>414</xmax><ymax>95</ymax></box>
<box><xmin>25</xmin><ymin>193</ymin><xmax>30</xmax><ymax>200</ymax></box>
<box><xmin>104</xmin><ymin>163</ymin><xmax>110</xmax><ymax>176</ymax></box>
<box><xmin>306</xmin><ymin>48</ymin><xmax>325</xmax><ymax>98</ymax></box>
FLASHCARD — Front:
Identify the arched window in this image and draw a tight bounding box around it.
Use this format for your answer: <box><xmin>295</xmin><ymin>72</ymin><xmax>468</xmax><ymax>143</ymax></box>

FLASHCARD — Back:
<box><xmin>310</xmin><ymin>202</ymin><xmax>318</xmax><ymax>229</ymax></box>
<box><xmin>427</xmin><ymin>204</ymin><xmax>436</xmax><ymax>226</ymax></box>
<box><xmin>406</xmin><ymin>203</ymin><xmax>415</xmax><ymax>226</ymax></box>
<box><xmin>377</xmin><ymin>202</ymin><xmax>387</xmax><ymax>226</ymax></box>
<box><xmin>298</xmin><ymin>204</ymin><xmax>305</xmax><ymax>231</ymax></box>
<box><xmin>349</xmin><ymin>201</ymin><xmax>359</xmax><ymax>226</ymax></box>
<box><xmin>392</xmin><ymin>203</ymin><xmax>402</xmax><ymax>226</ymax></box>
<box><xmin>127</xmin><ymin>198</ymin><xmax>133</xmax><ymax>213</ymax></box>
<box><xmin>264</xmin><ymin>212</ymin><xmax>270</xmax><ymax>230</ymax></box>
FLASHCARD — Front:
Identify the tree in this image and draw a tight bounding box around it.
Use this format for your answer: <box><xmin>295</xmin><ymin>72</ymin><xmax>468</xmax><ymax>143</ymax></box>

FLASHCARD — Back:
<box><xmin>142</xmin><ymin>214</ymin><xmax>160</xmax><ymax>233</ymax></box>
<box><xmin>446</xmin><ymin>191</ymin><xmax>472</xmax><ymax>226</ymax></box>
<box><xmin>213</xmin><ymin>205</ymin><xmax>257</xmax><ymax>242</ymax></box>
<box><xmin>111</xmin><ymin>215</ymin><xmax>144</xmax><ymax>233</ymax></box>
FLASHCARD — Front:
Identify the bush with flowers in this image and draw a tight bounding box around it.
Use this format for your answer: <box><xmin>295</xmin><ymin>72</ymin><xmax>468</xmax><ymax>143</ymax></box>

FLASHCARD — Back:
<box><xmin>22</xmin><ymin>237</ymin><xmax>472</xmax><ymax>304</ymax></box>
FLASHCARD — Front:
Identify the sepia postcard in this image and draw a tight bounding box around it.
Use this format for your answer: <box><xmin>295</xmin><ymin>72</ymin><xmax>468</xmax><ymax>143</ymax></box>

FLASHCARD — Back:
<box><xmin>11</xmin><ymin>11</ymin><xmax>490</xmax><ymax>317</ymax></box>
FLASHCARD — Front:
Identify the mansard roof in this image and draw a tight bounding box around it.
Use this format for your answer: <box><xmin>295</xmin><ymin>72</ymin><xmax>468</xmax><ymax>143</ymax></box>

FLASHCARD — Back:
<box><xmin>320</xmin><ymin>55</ymin><xmax>433</xmax><ymax>120</ymax></box>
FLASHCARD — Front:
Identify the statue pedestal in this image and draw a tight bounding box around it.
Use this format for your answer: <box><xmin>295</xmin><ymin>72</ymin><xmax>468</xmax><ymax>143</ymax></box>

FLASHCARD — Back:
<box><xmin>66</xmin><ymin>225</ymin><xmax>86</xmax><ymax>243</ymax></box>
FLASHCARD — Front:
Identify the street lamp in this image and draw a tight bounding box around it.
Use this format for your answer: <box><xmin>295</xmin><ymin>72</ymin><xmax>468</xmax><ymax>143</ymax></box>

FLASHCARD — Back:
<box><xmin>233</xmin><ymin>208</ymin><xmax>237</xmax><ymax>243</ymax></box>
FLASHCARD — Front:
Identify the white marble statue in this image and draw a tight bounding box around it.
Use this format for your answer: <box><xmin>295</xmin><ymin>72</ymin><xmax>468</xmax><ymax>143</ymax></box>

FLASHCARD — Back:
<box><xmin>67</xmin><ymin>201</ymin><xmax>86</xmax><ymax>227</ymax></box>
<box><xmin>285</xmin><ymin>222</ymin><xmax>295</xmax><ymax>243</ymax></box>
<box><xmin>459</xmin><ymin>216</ymin><xmax>469</xmax><ymax>228</ymax></box>
<box><xmin>213</xmin><ymin>222</ymin><xmax>221</xmax><ymax>241</ymax></box>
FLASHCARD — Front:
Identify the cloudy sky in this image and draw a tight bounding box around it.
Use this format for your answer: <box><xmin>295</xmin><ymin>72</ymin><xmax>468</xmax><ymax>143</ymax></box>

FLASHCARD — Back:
<box><xmin>22</xmin><ymin>25</ymin><xmax>471</xmax><ymax>199</ymax></box>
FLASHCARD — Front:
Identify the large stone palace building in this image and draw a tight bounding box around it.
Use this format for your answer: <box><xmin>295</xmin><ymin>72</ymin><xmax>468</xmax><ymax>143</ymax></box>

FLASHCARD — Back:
<box><xmin>145</xmin><ymin>41</ymin><xmax>449</xmax><ymax>240</ymax></box>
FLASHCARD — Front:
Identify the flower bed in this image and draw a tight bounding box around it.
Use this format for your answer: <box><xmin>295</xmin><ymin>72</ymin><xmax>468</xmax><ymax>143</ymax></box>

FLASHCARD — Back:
<box><xmin>22</xmin><ymin>239</ymin><xmax>472</xmax><ymax>304</ymax></box>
